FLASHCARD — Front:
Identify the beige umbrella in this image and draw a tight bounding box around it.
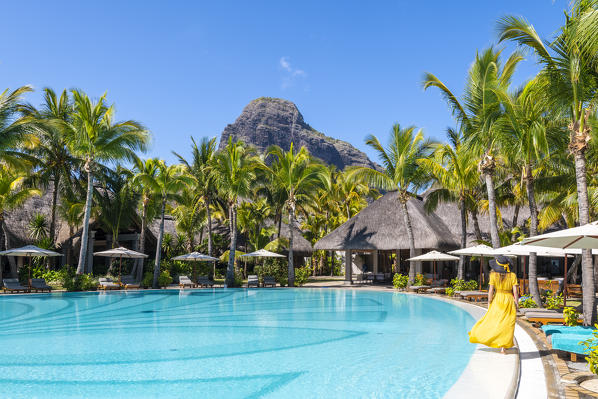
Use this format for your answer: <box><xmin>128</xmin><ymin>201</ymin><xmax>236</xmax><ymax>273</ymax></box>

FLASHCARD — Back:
<box><xmin>449</xmin><ymin>244</ymin><xmax>496</xmax><ymax>290</ymax></box>
<box><xmin>94</xmin><ymin>247</ymin><xmax>148</xmax><ymax>284</ymax></box>
<box><xmin>172</xmin><ymin>252</ymin><xmax>219</xmax><ymax>281</ymax></box>
<box><xmin>240</xmin><ymin>249</ymin><xmax>285</xmax><ymax>277</ymax></box>
<box><xmin>406</xmin><ymin>250</ymin><xmax>459</xmax><ymax>282</ymax></box>
<box><xmin>0</xmin><ymin>245</ymin><xmax>62</xmax><ymax>286</ymax></box>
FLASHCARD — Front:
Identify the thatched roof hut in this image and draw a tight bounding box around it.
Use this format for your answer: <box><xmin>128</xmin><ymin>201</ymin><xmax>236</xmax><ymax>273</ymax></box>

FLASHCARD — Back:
<box><xmin>315</xmin><ymin>191</ymin><xmax>458</xmax><ymax>251</ymax></box>
<box><xmin>278</xmin><ymin>220</ymin><xmax>313</xmax><ymax>254</ymax></box>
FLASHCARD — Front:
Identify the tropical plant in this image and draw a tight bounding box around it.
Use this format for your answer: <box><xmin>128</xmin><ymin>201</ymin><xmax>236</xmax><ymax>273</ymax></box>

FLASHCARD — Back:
<box><xmin>393</xmin><ymin>273</ymin><xmax>409</xmax><ymax>289</ymax></box>
<box><xmin>67</xmin><ymin>90</ymin><xmax>149</xmax><ymax>274</ymax></box>
<box><xmin>347</xmin><ymin>124</ymin><xmax>435</xmax><ymax>283</ymax></box>
<box><xmin>28</xmin><ymin>213</ymin><xmax>49</xmax><ymax>241</ymax></box>
<box><xmin>0</xmin><ymin>85</ymin><xmax>37</xmax><ymax>170</ymax></box>
<box><xmin>564</xmin><ymin>306</ymin><xmax>581</xmax><ymax>327</ymax></box>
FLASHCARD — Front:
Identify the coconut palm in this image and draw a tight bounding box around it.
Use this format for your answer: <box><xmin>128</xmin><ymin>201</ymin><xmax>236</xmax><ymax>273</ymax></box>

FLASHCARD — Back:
<box><xmin>134</xmin><ymin>161</ymin><xmax>191</xmax><ymax>288</ymax></box>
<box><xmin>261</xmin><ymin>144</ymin><xmax>328</xmax><ymax>286</ymax></box>
<box><xmin>0</xmin><ymin>85</ymin><xmax>37</xmax><ymax>170</ymax></box>
<box><xmin>347</xmin><ymin>124</ymin><xmax>435</xmax><ymax>283</ymax></box>
<box><xmin>173</xmin><ymin>136</ymin><xmax>218</xmax><ymax>259</ymax></box>
<box><xmin>171</xmin><ymin>185</ymin><xmax>205</xmax><ymax>252</ymax></box>
<box><xmin>497</xmin><ymin>2</ymin><xmax>598</xmax><ymax>323</ymax></box>
<box><xmin>420</xmin><ymin>128</ymin><xmax>479</xmax><ymax>279</ymax></box>
<box><xmin>22</xmin><ymin>88</ymin><xmax>80</xmax><ymax>245</ymax></box>
<box><xmin>423</xmin><ymin>48</ymin><xmax>522</xmax><ymax>249</ymax></box>
<box><xmin>67</xmin><ymin>90</ymin><xmax>149</xmax><ymax>274</ymax></box>
<box><xmin>211</xmin><ymin>138</ymin><xmax>257</xmax><ymax>286</ymax></box>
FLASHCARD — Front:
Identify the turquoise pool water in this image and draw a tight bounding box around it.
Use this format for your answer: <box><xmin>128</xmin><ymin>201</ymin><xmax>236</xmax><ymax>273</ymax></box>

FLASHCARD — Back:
<box><xmin>0</xmin><ymin>289</ymin><xmax>476</xmax><ymax>398</ymax></box>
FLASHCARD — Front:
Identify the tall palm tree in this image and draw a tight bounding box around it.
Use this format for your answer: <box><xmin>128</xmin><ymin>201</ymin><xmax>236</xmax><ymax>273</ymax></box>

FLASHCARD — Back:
<box><xmin>497</xmin><ymin>2</ymin><xmax>598</xmax><ymax>323</ymax></box>
<box><xmin>420</xmin><ymin>128</ymin><xmax>479</xmax><ymax>279</ymax></box>
<box><xmin>347</xmin><ymin>124</ymin><xmax>435</xmax><ymax>283</ymax></box>
<box><xmin>131</xmin><ymin>158</ymin><xmax>160</xmax><ymax>281</ymax></box>
<box><xmin>0</xmin><ymin>169</ymin><xmax>41</xmax><ymax>279</ymax></box>
<box><xmin>134</xmin><ymin>161</ymin><xmax>191</xmax><ymax>288</ymax></box>
<box><xmin>423</xmin><ymin>48</ymin><xmax>522</xmax><ymax>249</ymax></box>
<box><xmin>0</xmin><ymin>85</ymin><xmax>37</xmax><ymax>170</ymax></box>
<box><xmin>171</xmin><ymin>185</ymin><xmax>205</xmax><ymax>252</ymax></box>
<box><xmin>211</xmin><ymin>138</ymin><xmax>256</xmax><ymax>286</ymax></box>
<box><xmin>262</xmin><ymin>144</ymin><xmax>328</xmax><ymax>286</ymax></box>
<box><xmin>22</xmin><ymin>88</ymin><xmax>79</xmax><ymax>245</ymax></box>
<box><xmin>67</xmin><ymin>90</ymin><xmax>149</xmax><ymax>274</ymax></box>
<box><xmin>173</xmin><ymin>137</ymin><xmax>218</xmax><ymax>259</ymax></box>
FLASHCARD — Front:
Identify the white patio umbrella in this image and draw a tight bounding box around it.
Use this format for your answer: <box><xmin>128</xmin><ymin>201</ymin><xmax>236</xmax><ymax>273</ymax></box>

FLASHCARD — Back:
<box><xmin>0</xmin><ymin>245</ymin><xmax>62</xmax><ymax>285</ymax></box>
<box><xmin>406</xmin><ymin>250</ymin><xmax>459</xmax><ymax>282</ymax></box>
<box><xmin>240</xmin><ymin>249</ymin><xmax>285</xmax><ymax>277</ymax></box>
<box><xmin>522</xmin><ymin>221</ymin><xmax>598</xmax><ymax>308</ymax></box>
<box><xmin>94</xmin><ymin>247</ymin><xmax>148</xmax><ymax>284</ymax></box>
<box><xmin>449</xmin><ymin>244</ymin><xmax>496</xmax><ymax>290</ymax></box>
<box><xmin>172</xmin><ymin>252</ymin><xmax>219</xmax><ymax>281</ymax></box>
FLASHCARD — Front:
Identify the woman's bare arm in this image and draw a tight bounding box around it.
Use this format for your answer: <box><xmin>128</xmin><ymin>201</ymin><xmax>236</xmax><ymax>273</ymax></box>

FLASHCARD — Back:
<box><xmin>488</xmin><ymin>285</ymin><xmax>494</xmax><ymax>303</ymax></box>
<box><xmin>513</xmin><ymin>285</ymin><xmax>519</xmax><ymax>310</ymax></box>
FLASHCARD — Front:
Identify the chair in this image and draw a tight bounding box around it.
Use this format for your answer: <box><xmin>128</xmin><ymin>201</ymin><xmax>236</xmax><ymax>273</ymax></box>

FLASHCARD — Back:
<box><xmin>525</xmin><ymin>312</ymin><xmax>583</xmax><ymax>326</ymax></box>
<box><xmin>263</xmin><ymin>276</ymin><xmax>277</xmax><ymax>287</ymax></box>
<box><xmin>98</xmin><ymin>278</ymin><xmax>120</xmax><ymax>290</ymax></box>
<box><xmin>456</xmin><ymin>290</ymin><xmax>488</xmax><ymax>302</ymax></box>
<box><xmin>30</xmin><ymin>278</ymin><xmax>52</xmax><ymax>292</ymax></box>
<box><xmin>408</xmin><ymin>285</ymin><xmax>430</xmax><ymax>293</ymax></box>
<box><xmin>247</xmin><ymin>275</ymin><xmax>259</xmax><ymax>288</ymax></box>
<box><xmin>567</xmin><ymin>284</ymin><xmax>582</xmax><ymax>298</ymax></box>
<box><xmin>2</xmin><ymin>278</ymin><xmax>30</xmax><ymax>293</ymax></box>
<box><xmin>178</xmin><ymin>275</ymin><xmax>196</xmax><ymax>289</ymax></box>
<box><xmin>550</xmin><ymin>333</ymin><xmax>591</xmax><ymax>361</ymax></box>
<box><xmin>197</xmin><ymin>276</ymin><xmax>215</xmax><ymax>287</ymax></box>
<box><xmin>120</xmin><ymin>276</ymin><xmax>141</xmax><ymax>290</ymax></box>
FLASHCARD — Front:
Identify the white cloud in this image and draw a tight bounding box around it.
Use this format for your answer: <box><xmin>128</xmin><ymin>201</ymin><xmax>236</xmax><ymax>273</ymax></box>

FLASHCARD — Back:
<box><xmin>279</xmin><ymin>57</ymin><xmax>306</xmax><ymax>89</ymax></box>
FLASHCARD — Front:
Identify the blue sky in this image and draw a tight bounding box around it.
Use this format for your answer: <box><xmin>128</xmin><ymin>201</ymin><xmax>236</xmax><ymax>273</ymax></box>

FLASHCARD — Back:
<box><xmin>1</xmin><ymin>1</ymin><xmax>566</xmax><ymax>165</ymax></box>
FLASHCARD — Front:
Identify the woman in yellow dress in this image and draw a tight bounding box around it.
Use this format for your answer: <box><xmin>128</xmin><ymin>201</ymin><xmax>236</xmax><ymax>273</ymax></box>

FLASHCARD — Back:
<box><xmin>469</xmin><ymin>255</ymin><xmax>519</xmax><ymax>353</ymax></box>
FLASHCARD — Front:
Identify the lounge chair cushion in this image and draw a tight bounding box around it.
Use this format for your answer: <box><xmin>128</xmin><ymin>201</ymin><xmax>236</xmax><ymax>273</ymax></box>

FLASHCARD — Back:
<box><xmin>542</xmin><ymin>325</ymin><xmax>594</xmax><ymax>337</ymax></box>
<box><xmin>551</xmin><ymin>333</ymin><xmax>591</xmax><ymax>355</ymax></box>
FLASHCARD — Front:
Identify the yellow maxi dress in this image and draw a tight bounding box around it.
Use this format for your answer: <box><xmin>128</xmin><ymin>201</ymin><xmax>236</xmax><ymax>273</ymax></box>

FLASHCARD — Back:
<box><xmin>468</xmin><ymin>272</ymin><xmax>518</xmax><ymax>348</ymax></box>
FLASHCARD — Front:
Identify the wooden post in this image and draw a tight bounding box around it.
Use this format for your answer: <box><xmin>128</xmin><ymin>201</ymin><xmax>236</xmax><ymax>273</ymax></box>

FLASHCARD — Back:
<box><xmin>345</xmin><ymin>250</ymin><xmax>352</xmax><ymax>284</ymax></box>
<box><xmin>373</xmin><ymin>250</ymin><xmax>379</xmax><ymax>274</ymax></box>
<box><xmin>564</xmin><ymin>256</ymin><xmax>568</xmax><ymax>308</ymax></box>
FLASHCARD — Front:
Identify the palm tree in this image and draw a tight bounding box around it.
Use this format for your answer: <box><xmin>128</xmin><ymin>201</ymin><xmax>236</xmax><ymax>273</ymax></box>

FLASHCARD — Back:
<box><xmin>497</xmin><ymin>2</ymin><xmax>598</xmax><ymax>323</ymax></box>
<box><xmin>22</xmin><ymin>88</ymin><xmax>79</xmax><ymax>245</ymax></box>
<box><xmin>0</xmin><ymin>85</ymin><xmax>37</xmax><ymax>170</ymax></box>
<box><xmin>131</xmin><ymin>158</ymin><xmax>160</xmax><ymax>281</ymax></box>
<box><xmin>0</xmin><ymin>169</ymin><xmax>41</xmax><ymax>279</ymax></box>
<box><xmin>171</xmin><ymin>185</ymin><xmax>205</xmax><ymax>252</ymax></box>
<box><xmin>262</xmin><ymin>144</ymin><xmax>328</xmax><ymax>286</ymax></box>
<box><xmin>173</xmin><ymin>136</ymin><xmax>218</xmax><ymax>271</ymax></box>
<box><xmin>67</xmin><ymin>90</ymin><xmax>149</xmax><ymax>274</ymax></box>
<box><xmin>420</xmin><ymin>128</ymin><xmax>479</xmax><ymax>279</ymax></box>
<box><xmin>347</xmin><ymin>124</ymin><xmax>435</xmax><ymax>283</ymax></box>
<box><xmin>211</xmin><ymin>138</ymin><xmax>256</xmax><ymax>286</ymax></box>
<box><xmin>134</xmin><ymin>161</ymin><xmax>191</xmax><ymax>288</ymax></box>
<box><xmin>423</xmin><ymin>48</ymin><xmax>522</xmax><ymax>249</ymax></box>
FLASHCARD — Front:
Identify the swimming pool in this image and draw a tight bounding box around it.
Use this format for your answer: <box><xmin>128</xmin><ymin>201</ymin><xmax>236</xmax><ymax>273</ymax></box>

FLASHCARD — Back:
<box><xmin>0</xmin><ymin>289</ymin><xmax>476</xmax><ymax>398</ymax></box>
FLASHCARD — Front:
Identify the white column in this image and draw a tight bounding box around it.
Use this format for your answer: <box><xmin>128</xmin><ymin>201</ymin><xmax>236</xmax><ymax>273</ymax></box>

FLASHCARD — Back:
<box><xmin>373</xmin><ymin>250</ymin><xmax>379</xmax><ymax>274</ymax></box>
<box><xmin>86</xmin><ymin>230</ymin><xmax>96</xmax><ymax>274</ymax></box>
<box><xmin>414</xmin><ymin>248</ymin><xmax>423</xmax><ymax>274</ymax></box>
<box><xmin>345</xmin><ymin>250</ymin><xmax>352</xmax><ymax>284</ymax></box>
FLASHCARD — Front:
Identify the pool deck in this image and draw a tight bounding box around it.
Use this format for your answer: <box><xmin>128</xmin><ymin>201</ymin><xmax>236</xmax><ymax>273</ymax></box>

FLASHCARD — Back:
<box><xmin>303</xmin><ymin>279</ymin><xmax>549</xmax><ymax>399</ymax></box>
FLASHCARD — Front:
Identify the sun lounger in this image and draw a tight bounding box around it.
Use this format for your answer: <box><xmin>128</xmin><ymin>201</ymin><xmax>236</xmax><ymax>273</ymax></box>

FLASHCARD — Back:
<box><xmin>119</xmin><ymin>276</ymin><xmax>141</xmax><ymax>289</ymax></box>
<box><xmin>567</xmin><ymin>284</ymin><xmax>582</xmax><ymax>298</ymax></box>
<box><xmin>30</xmin><ymin>278</ymin><xmax>52</xmax><ymax>292</ymax></box>
<box><xmin>541</xmin><ymin>325</ymin><xmax>594</xmax><ymax>337</ymax></box>
<box><xmin>550</xmin><ymin>333</ymin><xmax>591</xmax><ymax>361</ymax></box>
<box><xmin>98</xmin><ymin>278</ymin><xmax>120</xmax><ymax>290</ymax></box>
<box><xmin>197</xmin><ymin>276</ymin><xmax>215</xmax><ymax>287</ymax></box>
<box><xmin>408</xmin><ymin>285</ymin><xmax>430</xmax><ymax>293</ymax></box>
<box><xmin>263</xmin><ymin>276</ymin><xmax>277</xmax><ymax>287</ymax></box>
<box><xmin>247</xmin><ymin>275</ymin><xmax>259</xmax><ymax>288</ymax></box>
<box><xmin>519</xmin><ymin>308</ymin><xmax>561</xmax><ymax>315</ymax></box>
<box><xmin>2</xmin><ymin>278</ymin><xmax>30</xmax><ymax>293</ymax></box>
<box><xmin>178</xmin><ymin>275</ymin><xmax>196</xmax><ymax>289</ymax></box>
<box><xmin>525</xmin><ymin>312</ymin><xmax>583</xmax><ymax>325</ymax></box>
<box><xmin>426</xmin><ymin>287</ymin><xmax>446</xmax><ymax>294</ymax></box>
<box><xmin>456</xmin><ymin>291</ymin><xmax>488</xmax><ymax>302</ymax></box>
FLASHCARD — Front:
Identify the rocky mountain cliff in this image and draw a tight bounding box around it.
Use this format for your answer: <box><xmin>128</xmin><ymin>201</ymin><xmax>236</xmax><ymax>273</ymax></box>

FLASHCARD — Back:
<box><xmin>219</xmin><ymin>98</ymin><xmax>377</xmax><ymax>170</ymax></box>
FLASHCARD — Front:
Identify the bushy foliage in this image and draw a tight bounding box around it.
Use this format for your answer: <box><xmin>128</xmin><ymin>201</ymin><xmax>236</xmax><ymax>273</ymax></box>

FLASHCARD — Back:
<box><xmin>294</xmin><ymin>266</ymin><xmax>311</xmax><ymax>286</ymax></box>
<box><xmin>142</xmin><ymin>271</ymin><xmax>154</xmax><ymax>288</ymax></box>
<box><xmin>445</xmin><ymin>287</ymin><xmax>455</xmax><ymax>297</ymax></box>
<box><xmin>545</xmin><ymin>293</ymin><xmax>564</xmax><ymax>310</ymax></box>
<box><xmin>518</xmin><ymin>296</ymin><xmax>537</xmax><ymax>308</ymax></box>
<box><xmin>157</xmin><ymin>270</ymin><xmax>173</xmax><ymax>287</ymax></box>
<box><xmin>582</xmin><ymin>325</ymin><xmax>598</xmax><ymax>374</ymax></box>
<box><xmin>449</xmin><ymin>278</ymin><xmax>478</xmax><ymax>291</ymax></box>
<box><xmin>254</xmin><ymin>258</ymin><xmax>288</xmax><ymax>287</ymax></box>
<box><xmin>61</xmin><ymin>268</ymin><xmax>97</xmax><ymax>292</ymax></box>
<box><xmin>393</xmin><ymin>273</ymin><xmax>408</xmax><ymax>289</ymax></box>
<box><xmin>233</xmin><ymin>269</ymin><xmax>244</xmax><ymax>287</ymax></box>
<box><xmin>414</xmin><ymin>274</ymin><xmax>426</xmax><ymax>286</ymax></box>
<box><xmin>564</xmin><ymin>307</ymin><xmax>581</xmax><ymax>327</ymax></box>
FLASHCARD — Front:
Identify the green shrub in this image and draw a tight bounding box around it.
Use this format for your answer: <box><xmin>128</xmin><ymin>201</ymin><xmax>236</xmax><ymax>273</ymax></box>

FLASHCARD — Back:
<box><xmin>518</xmin><ymin>296</ymin><xmax>537</xmax><ymax>308</ymax></box>
<box><xmin>294</xmin><ymin>266</ymin><xmax>311</xmax><ymax>286</ymax></box>
<box><xmin>393</xmin><ymin>273</ymin><xmax>408</xmax><ymax>289</ymax></box>
<box><xmin>414</xmin><ymin>274</ymin><xmax>426</xmax><ymax>286</ymax></box>
<box><xmin>545</xmin><ymin>293</ymin><xmax>564</xmax><ymax>310</ymax></box>
<box><xmin>157</xmin><ymin>270</ymin><xmax>173</xmax><ymax>287</ymax></box>
<box><xmin>449</xmin><ymin>278</ymin><xmax>478</xmax><ymax>291</ymax></box>
<box><xmin>233</xmin><ymin>269</ymin><xmax>244</xmax><ymax>287</ymax></box>
<box><xmin>142</xmin><ymin>271</ymin><xmax>154</xmax><ymax>288</ymax></box>
<box><xmin>61</xmin><ymin>267</ymin><xmax>97</xmax><ymax>292</ymax></box>
<box><xmin>582</xmin><ymin>325</ymin><xmax>598</xmax><ymax>374</ymax></box>
<box><xmin>254</xmin><ymin>258</ymin><xmax>288</xmax><ymax>287</ymax></box>
<box><xmin>445</xmin><ymin>287</ymin><xmax>455</xmax><ymax>297</ymax></box>
<box><xmin>564</xmin><ymin>306</ymin><xmax>581</xmax><ymax>326</ymax></box>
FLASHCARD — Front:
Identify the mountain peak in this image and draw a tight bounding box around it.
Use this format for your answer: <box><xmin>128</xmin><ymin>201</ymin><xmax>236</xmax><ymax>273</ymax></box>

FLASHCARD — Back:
<box><xmin>219</xmin><ymin>98</ymin><xmax>377</xmax><ymax>170</ymax></box>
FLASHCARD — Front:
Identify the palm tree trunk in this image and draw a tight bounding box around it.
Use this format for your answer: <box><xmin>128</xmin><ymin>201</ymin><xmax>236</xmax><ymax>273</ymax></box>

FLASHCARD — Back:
<box><xmin>525</xmin><ymin>164</ymin><xmax>542</xmax><ymax>308</ymax></box>
<box><xmin>49</xmin><ymin>176</ymin><xmax>60</xmax><ymax>245</ymax></box>
<box><xmin>458</xmin><ymin>198</ymin><xmax>466</xmax><ymax>280</ymax></box>
<box><xmin>288</xmin><ymin>204</ymin><xmax>296</xmax><ymax>287</ymax></box>
<box><xmin>471</xmin><ymin>211</ymin><xmax>483</xmax><ymax>241</ymax></box>
<box><xmin>136</xmin><ymin>203</ymin><xmax>147</xmax><ymax>282</ymax></box>
<box><xmin>66</xmin><ymin>226</ymin><xmax>74</xmax><ymax>267</ymax></box>
<box><xmin>76</xmin><ymin>162</ymin><xmax>94</xmax><ymax>274</ymax></box>
<box><xmin>0</xmin><ymin>212</ymin><xmax>5</xmax><ymax>281</ymax></box>
<box><xmin>511</xmin><ymin>204</ymin><xmax>520</xmax><ymax>229</ymax></box>
<box><xmin>399</xmin><ymin>197</ymin><xmax>416</xmax><ymax>283</ymax></box>
<box><xmin>152</xmin><ymin>198</ymin><xmax>166</xmax><ymax>288</ymax></box>
<box><xmin>277</xmin><ymin>211</ymin><xmax>282</xmax><ymax>238</ymax></box>
<box><xmin>574</xmin><ymin>152</ymin><xmax>595</xmax><ymax>325</ymax></box>
<box><xmin>226</xmin><ymin>203</ymin><xmax>237</xmax><ymax>286</ymax></box>
<box><xmin>483</xmin><ymin>173</ymin><xmax>500</xmax><ymax>248</ymax></box>
<box><xmin>206</xmin><ymin>193</ymin><xmax>216</xmax><ymax>278</ymax></box>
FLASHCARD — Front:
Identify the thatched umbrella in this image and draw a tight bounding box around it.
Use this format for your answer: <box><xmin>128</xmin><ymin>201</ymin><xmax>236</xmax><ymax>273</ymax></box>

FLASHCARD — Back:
<box><xmin>172</xmin><ymin>252</ymin><xmax>219</xmax><ymax>281</ymax></box>
<box><xmin>94</xmin><ymin>247</ymin><xmax>148</xmax><ymax>284</ymax></box>
<box><xmin>240</xmin><ymin>249</ymin><xmax>285</xmax><ymax>277</ymax></box>
<box><xmin>0</xmin><ymin>245</ymin><xmax>62</xmax><ymax>286</ymax></box>
<box><xmin>449</xmin><ymin>245</ymin><xmax>495</xmax><ymax>290</ymax></box>
<box><xmin>407</xmin><ymin>250</ymin><xmax>459</xmax><ymax>282</ymax></box>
